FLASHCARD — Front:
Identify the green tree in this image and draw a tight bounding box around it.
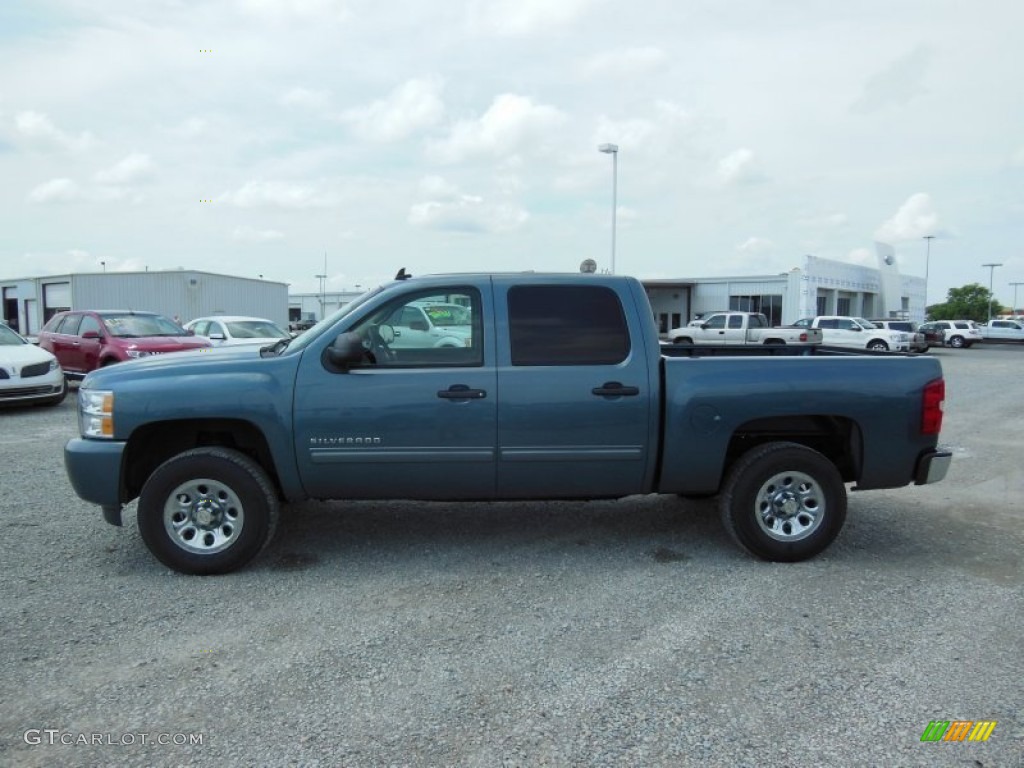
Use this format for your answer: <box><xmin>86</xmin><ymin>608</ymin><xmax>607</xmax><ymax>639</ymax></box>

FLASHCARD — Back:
<box><xmin>927</xmin><ymin>283</ymin><xmax>1001</xmax><ymax>322</ymax></box>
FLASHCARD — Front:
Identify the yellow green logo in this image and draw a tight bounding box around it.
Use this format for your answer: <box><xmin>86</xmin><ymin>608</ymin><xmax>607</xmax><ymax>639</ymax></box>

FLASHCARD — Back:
<box><xmin>920</xmin><ymin>720</ymin><xmax>996</xmax><ymax>742</ymax></box>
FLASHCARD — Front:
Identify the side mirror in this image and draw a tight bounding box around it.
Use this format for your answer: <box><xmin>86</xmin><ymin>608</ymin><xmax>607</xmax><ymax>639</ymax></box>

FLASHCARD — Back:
<box><xmin>209</xmin><ymin>332</ymin><xmax>226</xmax><ymax>340</ymax></box>
<box><xmin>81</xmin><ymin>330</ymin><xmax>100</xmax><ymax>339</ymax></box>
<box><xmin>185</xmin><ymin>329</ymin><xmax>195</xmax><ymax>336</ymax></box>
<box><xmin>408</xmin><ymin>320</ymin><xmax>428</xmax><ymax>332</ymax></box>
<box><xmin>326</xmin><ymin>332</ymin><xmax>365</xmax><ymax>370</ymax></box>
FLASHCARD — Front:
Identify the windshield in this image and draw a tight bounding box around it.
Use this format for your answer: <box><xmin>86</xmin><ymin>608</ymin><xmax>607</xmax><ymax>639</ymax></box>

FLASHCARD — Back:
<box><xmin>0</xmin><ymin>324</ymin><xmax>26</xmax><ymax>345</ymax></box>
<box><xmin>225</xmin><ymin>320</ymin><xmax>289</xmax><ymax>339</ymax></box>
<box><xmin>103</xmin><ymin>314</ymin><xmax>187</xmax><ymax>337</ymax></box>
<box><xmin>854</xmin><ymin>318</ymin><xmax>876</xmax><ymax>329</ymax></box>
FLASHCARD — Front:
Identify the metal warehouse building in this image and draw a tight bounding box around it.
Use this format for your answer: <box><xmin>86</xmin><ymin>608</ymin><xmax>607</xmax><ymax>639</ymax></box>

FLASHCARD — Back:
<box><xmin>1</xmin><ymin>269</ymin><xmax>288</xmax><ymax>337</ymax></box>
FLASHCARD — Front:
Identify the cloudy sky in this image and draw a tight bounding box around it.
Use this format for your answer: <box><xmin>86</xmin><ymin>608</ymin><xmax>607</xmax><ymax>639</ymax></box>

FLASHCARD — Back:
<box><xmin>2</xmin><ymin>0</ymin><xmax>1022</xmax><ymax>305</ymax></box>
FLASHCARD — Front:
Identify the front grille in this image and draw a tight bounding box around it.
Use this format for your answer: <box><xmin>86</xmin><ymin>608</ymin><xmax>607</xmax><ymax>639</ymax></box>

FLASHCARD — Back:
<box><xmin>20</xmin><ymin>361</ymin><xmax>52</xmax><ymax>378</ymax></box>
<box><xmin>0</xmin><ymin>386</ymin><xmax>57</xmax><ymax>399</ymax></box>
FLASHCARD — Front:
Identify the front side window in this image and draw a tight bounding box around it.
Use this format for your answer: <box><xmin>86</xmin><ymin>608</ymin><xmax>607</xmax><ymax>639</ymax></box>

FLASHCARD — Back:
<box><xmin>348</xmin><ymin>288</ymin><xmax>482</xmax><ymax>367</ymax></box>
<box><xmin>704</xmin><ymin>315</ymin><xmax>726</xmax><ymax>329</ymax></box>
<box><xmin>78</xmin><ymin>315</ymin><xmax>102</xmax><ymax>337</ymax></box>
<box><xmin>508</xmin><ymin>285</ymin><xmax>629</xmax><ymax>366</ymax></box>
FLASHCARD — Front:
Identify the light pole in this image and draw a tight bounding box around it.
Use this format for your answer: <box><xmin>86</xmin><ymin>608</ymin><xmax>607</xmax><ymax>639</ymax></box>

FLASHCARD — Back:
<box><xmin>100</xmin><ymin>261</ymin><xmax>106</xmax><ymax>272</ymax></box>
<box><xmin>315</xmin><ymin>273</ymin><xmax>327</xmax><ymax>319</ymax></box>
<box><xmin>598</xmin><ymin>143</ymin><xmax>618</xmax><ymax>274</ymax></box>
<box><xmin>1010</xmin><ymin>281</ymin><xmax>1024</xmax><ymax>317</ymax></box>
<box><xmin>922</xmin><ymin>235</ymin><xmax>934</xmax><ymax>310</ymax></box>
<box><xmin>981</xmin><ymin>263</ymin><xmax>1002</xmax><ymax>323</ymax></box>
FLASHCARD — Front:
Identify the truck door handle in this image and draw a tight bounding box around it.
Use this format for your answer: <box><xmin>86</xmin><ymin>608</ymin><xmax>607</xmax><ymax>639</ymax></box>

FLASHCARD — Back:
<box><xmin>437</xmin><ymin>384</ymin><xmax>487</xmax><ymax>400</ymax></box>
<box><xmin>592</xmin><ymin>381</ymin><xmax>640</xmax><ymax>397</ymax></box>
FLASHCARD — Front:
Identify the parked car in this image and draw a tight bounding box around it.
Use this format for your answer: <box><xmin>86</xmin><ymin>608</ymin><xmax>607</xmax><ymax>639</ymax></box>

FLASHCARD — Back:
<box><xmin>667</xmin><ymin>311</ymin><xmax>822</xmax><ymax>346</ymax></box>
<box><xmin>382</xmin><ymin>300</ymin><xmax>474</xmax><ymax>349</ymax></box>
<box><xmin>38</xmin><ymin>310</ymin><xmax>213</xmax><ymax>379</ymax></box>
<box><xmin>916</xmin><ymin>322</ymin><xmax>947</xmax><ymax>348</ymax></box>
<box><xmin>921</xmin><ymin>320</ymin><xmax>983</xmax><ymax>348</ymax></box>
<box><xmin>0</xmin><ymin>322</ymin><xmax>66</xmax><ymax>406</ymax></box>
<box><xmin>788</xmin><ymin>316</ymin><xmax>911</xmax><ymax>352</ymax></box>
<box><xmin>183</xmin><ymin>316</ymin><xmax>290</xmax><ymax>347</ymax></box>
<box><xmin>868</xmin><ymin>319</ymin><xmax>929</xmax><ymax>353</ymax></box>
<box><xmin>979</xmin><ymin>319</ymin><xmax>1024</xmax><ymax>342</ymax></box>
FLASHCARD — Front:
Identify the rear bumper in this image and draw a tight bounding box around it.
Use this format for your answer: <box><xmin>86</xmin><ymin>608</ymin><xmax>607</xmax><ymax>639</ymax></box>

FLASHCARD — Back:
<box><xmin>914</xmin><ymin>448</ymin><xmax>952</xmax><ymax>485</ymax></box>
<box><xmin>64</xmin><ymin>438</ymin><xmax>126</xmax><ymax>525</ymax></box>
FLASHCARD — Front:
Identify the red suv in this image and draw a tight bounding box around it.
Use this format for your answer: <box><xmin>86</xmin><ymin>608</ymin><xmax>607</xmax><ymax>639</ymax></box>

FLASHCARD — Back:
<box><xmin>38</xmin><ymin>310</ymin><xmax>212</xmax><ymax>380</ymax></box>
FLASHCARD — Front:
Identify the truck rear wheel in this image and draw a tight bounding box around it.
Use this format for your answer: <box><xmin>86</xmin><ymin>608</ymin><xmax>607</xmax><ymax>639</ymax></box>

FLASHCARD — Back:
<box><xmin>138</xmin><ymin>447</ymin><xmax>279</xmax><ymax>575</ymax></box>
<box><xmin>719</xmin><ymin>442</ymin><xmax>846</xmax><ymax>562</ymax></box>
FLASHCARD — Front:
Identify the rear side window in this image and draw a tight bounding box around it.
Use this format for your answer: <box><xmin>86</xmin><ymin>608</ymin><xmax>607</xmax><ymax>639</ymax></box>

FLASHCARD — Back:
<box><xmin>508</xmin><ymin>285</ymin><xmax>630</xmax><ymax>366</ymax></box>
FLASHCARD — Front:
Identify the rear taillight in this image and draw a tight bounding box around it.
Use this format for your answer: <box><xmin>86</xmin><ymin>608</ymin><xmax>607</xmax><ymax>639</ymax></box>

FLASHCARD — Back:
<box><xmin>921</xmin><ymin>378</ymin><xmax>945</xmax><ymax>435</ymax></box>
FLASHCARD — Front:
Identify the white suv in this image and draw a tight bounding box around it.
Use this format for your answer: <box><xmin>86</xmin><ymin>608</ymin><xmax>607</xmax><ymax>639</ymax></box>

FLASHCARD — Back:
<box><xmin>926</xmin><ymin>320</ymin><xmax>983</xmax><ymax>348</ymax></box>
<box><xmin>790</xmin><ymin>316</ymin><xmax>911</xmax><ymax>351</ymax></box>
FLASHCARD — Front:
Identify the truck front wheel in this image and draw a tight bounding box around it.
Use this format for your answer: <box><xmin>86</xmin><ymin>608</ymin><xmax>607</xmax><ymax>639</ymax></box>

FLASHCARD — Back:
<box><xmin>719</xmin><ymin>442</ymin><xmax>846</xmax><ymax>562</ymax></box>
<box><xmin>137</xmin><ymin>447</ymin><xmax>279</xmax><ymax>575</ymax></box>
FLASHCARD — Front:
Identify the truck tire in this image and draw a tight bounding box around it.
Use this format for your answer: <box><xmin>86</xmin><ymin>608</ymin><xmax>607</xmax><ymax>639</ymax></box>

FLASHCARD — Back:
<box><xmin>137</xmin><ymin>447</ymin><xmax>279</xmax><ymax>575</ymax></box>
<box><xmin>867</xmin><ymin>340</ymin><xmax>889</xmax><ymax>351</ymax></box>
<box><xmin>719</xmin><ymin>442</ymin><xmax>846</xmax><ymax>562</ymax></box>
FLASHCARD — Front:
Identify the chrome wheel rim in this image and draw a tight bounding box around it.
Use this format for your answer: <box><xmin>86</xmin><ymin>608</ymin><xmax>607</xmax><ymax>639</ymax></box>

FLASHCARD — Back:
<box><xmin>755</xmin><ymin>471</ymin><xmax>824</xmax><ymax>541</ymax></box>
<box><xmin>163</xmin><ymin>478</ymin><xmax>244</xmax><ymax>554</ymax></box>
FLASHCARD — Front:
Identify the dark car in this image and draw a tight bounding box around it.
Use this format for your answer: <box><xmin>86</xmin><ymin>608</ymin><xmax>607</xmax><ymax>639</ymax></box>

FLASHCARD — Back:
<box><xmin>917</xmin><ymin>322</ymin><xmax>948</xmax><ymax>348</ymax></box>
<box><xmin>38</xmin><ymin>310</ymin><xmax>213</xmax><ymax>380</ymax></box>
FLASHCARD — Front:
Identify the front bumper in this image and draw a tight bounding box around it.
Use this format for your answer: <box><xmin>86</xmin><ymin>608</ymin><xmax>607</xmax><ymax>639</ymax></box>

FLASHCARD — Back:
<box><xmin>64</xmin><ymin>438</ymin><xmax>126</xmax><ymax>525</ymax></box>
<box><xmin>914</xmin><ymin>448</ymin><xmax>952</xmax><ymax>485</ymax></box>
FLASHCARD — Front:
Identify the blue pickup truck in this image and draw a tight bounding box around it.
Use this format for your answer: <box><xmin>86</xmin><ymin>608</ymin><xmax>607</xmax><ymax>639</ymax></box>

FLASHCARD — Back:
<box><xmin>64</xmin><ymin>273</ymin><xmax>951</xmax><ymax>574</ymax></box>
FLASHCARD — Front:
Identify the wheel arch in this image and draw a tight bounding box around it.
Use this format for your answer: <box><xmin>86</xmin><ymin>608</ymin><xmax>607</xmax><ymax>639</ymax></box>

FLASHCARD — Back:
<box><xmin>123</xmin><ymin>418</ymin><xmax>282</xmax><ymax>504</ymax></box>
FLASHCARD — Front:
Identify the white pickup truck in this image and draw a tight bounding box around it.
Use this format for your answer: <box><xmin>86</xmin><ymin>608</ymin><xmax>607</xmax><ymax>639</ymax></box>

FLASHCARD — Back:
<box><xmin>788</xmin><ymin>316</ymin><xmax>911</xmax><ymax>352</ymax></box>
<box><xmin>667</xmin><ymin>312</ymin><xmax>823</xmax><ymax>345</ymax></box>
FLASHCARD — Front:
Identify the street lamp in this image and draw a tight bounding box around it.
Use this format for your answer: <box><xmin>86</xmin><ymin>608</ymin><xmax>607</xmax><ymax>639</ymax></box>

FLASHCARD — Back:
<box><xmin>100</xmin><ymin>261</ymin><xmax>106</xmax><ymax>272</ymax></box>
<box><xmin>598</xmin><ymin>143</ymin><xmax>618</xmax><ymax>274</ymax></box>
<box><xmin>315</xmin><ymin>273</ymin><xmax>327</xmax><ymax>319</ymax></box>
<box><xmin>981</xmin><ymin>263</ymin><xmax>1002</xmax><ymax>323</ymax></box>
<box><xmin>1010</xmin><ymin>281</ymin><xmax>1024</xmax><ymax>317</ymax></box>
<box><xmin>922</xmin><ymin>235</ymin><xmax>934</xmax><ymax>309</ymax></box>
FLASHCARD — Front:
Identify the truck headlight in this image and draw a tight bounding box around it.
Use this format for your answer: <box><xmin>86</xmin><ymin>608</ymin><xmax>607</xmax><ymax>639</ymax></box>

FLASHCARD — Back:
<box><xmin>80</xmin><ymin>389</ymin><xmax>115</xmax><ymax>438</ymax></box>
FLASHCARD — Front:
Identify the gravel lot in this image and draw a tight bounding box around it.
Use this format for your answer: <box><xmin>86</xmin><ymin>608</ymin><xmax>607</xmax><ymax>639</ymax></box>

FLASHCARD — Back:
<box><xmin>1</xmin><ymin>345</ymin><xmax>1022</xmax><ymax>767</ymax></box>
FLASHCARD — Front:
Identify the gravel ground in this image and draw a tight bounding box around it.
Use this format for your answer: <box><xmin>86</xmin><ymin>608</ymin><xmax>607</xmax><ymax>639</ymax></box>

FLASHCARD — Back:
<box><xmin>1</xmin><ymin>345</ymin><xmax>1021</xmax><ymax>768</ymax></box>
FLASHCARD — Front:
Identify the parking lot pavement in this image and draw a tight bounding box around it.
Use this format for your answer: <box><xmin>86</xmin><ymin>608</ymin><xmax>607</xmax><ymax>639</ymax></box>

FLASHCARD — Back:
<box><xmin>1</xmin><ymin>348</ymin><xmax>1022</xmax><ymax>767</ymax></box>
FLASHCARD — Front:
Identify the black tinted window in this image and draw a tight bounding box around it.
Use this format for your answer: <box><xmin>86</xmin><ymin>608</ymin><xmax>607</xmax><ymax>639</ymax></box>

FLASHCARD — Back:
<box><xmin>59</xmin><ymin>314</ymin><xmax>83</xmax><ymax>335</ymax></box>
<box><xmin>509</xmin><ymin>285</ymin><xmax>630</xmax><ymax>366</ymax></box>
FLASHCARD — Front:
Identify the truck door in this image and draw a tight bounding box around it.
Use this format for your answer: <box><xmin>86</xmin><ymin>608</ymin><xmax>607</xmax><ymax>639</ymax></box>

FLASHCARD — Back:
<box><xmin>493</xmin><ymin>280</ymin><xmax>654</xmax><ymax>498</ymax></box>
<box><xmin>292</xmin><ymin>283</ymin><xmax>497</xmax><ymax>500</ymax></box>
<box><xmin>698</xmin><ymin>313</ymin><xmax>729</xmax><ymax>343</ymax></box>
<box><xmin>723</xmin><ymin>313</ymin><xmax>746</xmax><ymax>344</ymax></box>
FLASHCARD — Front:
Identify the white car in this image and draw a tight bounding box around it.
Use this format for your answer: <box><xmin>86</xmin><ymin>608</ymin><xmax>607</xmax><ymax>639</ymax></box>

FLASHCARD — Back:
<box><xmin>926</xmin><ymin>320</ymin><xmax>984</xmax><ymax>348</ymax></box>
<box><xmin>383</xmin><ymin>302</ymin><xmax>473</xmax><ymax>348</ymax></box>
<box><xmin>789</xmin><ymin>316</ymin><xmax>911</xmax><ymax>352</ymax></box>
<box><xmin>980</xmin><ymin>319</ymin><xmax>1024</xmax><ymax>342</ymax></box>
<box><xmin>183</xmin><ymin>316</ymin><xmax>290</xmax><ymax>347</ymax></box>
<box><xmin>0</xmin><ymin>322</ymin><xmax>67</xmax><ymax>406</ymax></box>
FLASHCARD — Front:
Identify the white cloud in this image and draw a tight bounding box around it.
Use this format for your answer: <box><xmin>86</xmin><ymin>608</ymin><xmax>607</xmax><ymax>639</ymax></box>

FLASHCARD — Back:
<box><xmin>27</xmin><ymin>178</ymin><xmax>81</xmax><ymax>203</ymax></box>
<box><xmin>95</xmin><ymin>153</ymin><xmax>156</xmax><ymax>185</ymax></box>
<box><xmin>737</xmin><ymin>237</ymin><xmax>773</xmax><ymax>254</ymax></box>
<box><xmin>281</xmin><ymin>87</ymin><xmax>331</xmax><ymax>111</ymax></box>
<box><xmin>341</xmin><ymin>78</ymin><xmax>444</xmax><ymax>142</ymax></box>
<box><xmin>430</xmin><ymin>94</ymin><xmax>566</xmax><ymax>163</ymax></box>
<box><xmin>14</xmin><ymin>111</ymin><xmax>95</xmax><ymax>152</ymax></box>
<box><xmin>1010</xmin><ymin>147</ymin><xmax>1024</xmax><ymax>168</ymax></box>
<box><xmin>409</xmin><ymin>196</ymin><xmax>528</xmax><ymax>233</ymax></box>
<box><xmin>715</xmin><ymin>148</ymin><xmax>766</xmax><ymax>186</ymax></box>
<box><xmin>418</xmin><ymin>175</ymin><xmax>460</xmax><ymax>199</ymax></box>
<box><xmin>798</xmin><ymin>212</ymin><xmax>848</xmax><ymax>229</ymax></box>
<box><xmin>173</xmin><ymin>117</ymin><xmax>208</xmax><ymax>138</ymax></box>
<box><xmin>222</xmin><ymin>180</ymin><xmax>335</xmax><ymax>208</ymax></box>
<box><xmin>581</xmin><ymin>47</ymin><xmax>668</xmax><ymax>78</ymax></box>
<box><xmin>846</xmin><ymin>247</ymin><xmax>875</xmax><ymax>266</ymax></box>
<box><xmin>852</xmin><ymin>46</ymin><xmax>931</xmax><ymax>114</ymax></box>
<box><xmin>231</xmin><ymin>226</ymin><xmax>285</xmax><ymax>242</ymax></box>
<box><xmin>874</xmin><ymin>193</ymin><xmax>941</xmax><ymax>242</ymax></box>
<box><xmin>236</xmin><ymin>0</ymin><xmax>350</xmax><ymax>22</ymax></box>
<box><xmin>466</xmin><ymin>0</ymin><xmax>597</xmax><ymax>35</ymax></box>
